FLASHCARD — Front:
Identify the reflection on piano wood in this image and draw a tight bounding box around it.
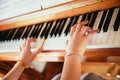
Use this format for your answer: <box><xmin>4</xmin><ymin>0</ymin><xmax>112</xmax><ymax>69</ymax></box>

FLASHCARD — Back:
<box><xmin>0</xmin><ymin>0</ymin><xmax>120</xmax><ymax>61</ymax></box>
<box><xmin>82</xmin><ymin>62</ymin><xmax>120</xmax><ymax>80</ymax></box>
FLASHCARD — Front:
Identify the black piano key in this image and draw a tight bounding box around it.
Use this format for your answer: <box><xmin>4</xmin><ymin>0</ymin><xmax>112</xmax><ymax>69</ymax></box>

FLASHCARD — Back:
<box><xmin>43</xmin><ymin>23</ymin><xmax>50</xmax><ymax>39</ymax></box>
<box><xmin>64</xmin><ymin>16</ymin><xmax>79</xmax><ymax>35</ymax></box>
<box><xmin>103</xmin><ymin>8</ymin><xmax>114</xmax><ymax>32</ymax></box>
<box><xmin>33</xmin><ymin>23</ymin><xmax>42</xmax><ymax>38</ymax></box>
<box><xmin>6</xmin><ymin>28</ymin><xmax>17</xmax><ymax>40</ymax></box>
<box><xmin>40</xmin><ymin>22</ymin><xmax>49</xmax><ymax>38</ymax></box>
<box><xmin>0</xmin><ymin>31</ymin><xmax>5</xmax><ymax>41</ymax></box>
<box><xmin>36</xmin><ymin>23</ymin><xmax>43</xmax><ymax>38</ymax></box>
<box><xmin>77</xmin><ymin>15</ymin><xmax>82</xmax><ymax>23</ymax></box>
<box><xmin>114</xmin><ymin>8</ymin><xmax>120</xmax><ymax>31</ymax></box>
<box><xmin>81</xmin><ymin>14</ymin><xmax>87</xmax><ymax>21</ymax></box>
<box><xmin>85</xmin><ymin>13</ymin><xmax>92</xmax><ymax>21</ymax></box>
<box><xmin>0</xmin><ymin>31</ymin><xmax>3</xmax><ymax>41</ymax></box>
<box><xmin>88</xmin><ymin>12</ymin><xmax>98</xmax><ymax>28</ymax></box>
<box><xmin>13</xmin><ymin>27</ymin><xmax>25</xmax><ymax>39</ymax></box>
<box><xmin>85</xmin><ymin>13</ymin><xmax>92</xmax><ymax>26</ymax></box>
<box><xmin>38</xmin><ymin>23</ymin><xmax>47</xmax><ymax>38</ymax></box>
<box><xmin>19</xmin><ymin>26</ymin><xmax>27</xmax><ymax>39</ymax></box>
<box><xmin>22</xmin><ymin>25</ymin><xmax>32</xmax><ymax>39</ymax></box>
<box><xmin>11</xmin><ymin>28</ymin><xmax>19</xmax><ymax>40</ymax></box>
<box><xmin>44</xmin><ymin>21</ymin><xmax>53</xmax><ymax>39</ymax></box>
<box><xmin>64</xmin><ymin>17</ymin><xmax>74</xmax><ymax>35</ymax></box>
<box><xmin>54</xmin><ymin>19</ymin><xmax>63</xmax><ymax>36</ymax></box>
<box><xmin>98</xmin><ymin>10</ymin><xmax>107</xmax><ymax>32</ymax></box>
<box><xmin>2</xmin><ymin>30</ymin><xmax>10</xmax><ymax>41</ymax></box>
<box><xmin>0</xmin><ymin>31</ymin><xmax>2</xmax><ymax>37</ymax></box>
<box><xmin>65</xmin><ymin>16</ymin><xmax>79</xmax><ymax>35</ymax></box>
<box><xmin>50</xmin><ymin>20</ymin><xmax>59</xmax><ymax>37</ymax></box>
<box><xmin>58</xmin><ymin>18</ymin><xmax>67</xmax><ymax>36</ymax></box>
<box><xmin>27</xmin><ymin>24</ymin><xmax>39</xmax><ymax>38</ymax></box>
<box><xmin>71</xmin><ymin>15</ymin><xmax>79</xmax><ymax>26</ymax></box>
<box><xmin>5</xmin><ymin>29</ymin><xmax>13</xmax><ymax>40</ymax></box>
<box><xmin>29</xmin><ymin>24</ymin><xmax>38</xmax><ymax>38</ymax></box>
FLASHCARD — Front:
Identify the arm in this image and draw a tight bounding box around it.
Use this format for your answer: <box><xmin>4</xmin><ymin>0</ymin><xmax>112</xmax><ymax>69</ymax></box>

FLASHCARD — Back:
<box><xmin>60</xmin><ymin>20</ymin><xmax>99</xmax><ymax>80</ymax></box>
<box><xmin>3</xmin><ymin>38</ymin><xmax>43</xmax><ymax>80</ymax></box>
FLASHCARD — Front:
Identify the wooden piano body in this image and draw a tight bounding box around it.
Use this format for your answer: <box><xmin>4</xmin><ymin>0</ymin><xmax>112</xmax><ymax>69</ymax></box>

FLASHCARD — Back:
<box><xmin>0</xmin><ymin>0</ymin><xmax>120</xmax><ymax>79</ymax></box>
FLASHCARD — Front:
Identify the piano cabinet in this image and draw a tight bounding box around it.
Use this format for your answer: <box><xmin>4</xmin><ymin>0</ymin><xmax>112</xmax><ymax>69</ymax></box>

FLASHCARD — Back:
<box><xmin>0</xmin><ymin>48</ymin><xmax>120</xmax><ymax>62</ymax></box>
<box><xmin>0</xmin><ymin>1</ymin><xmax>120</xmax><ymax>80</ymax></box>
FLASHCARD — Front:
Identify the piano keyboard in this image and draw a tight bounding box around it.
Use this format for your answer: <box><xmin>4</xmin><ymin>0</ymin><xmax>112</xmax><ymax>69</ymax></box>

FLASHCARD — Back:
<box><xmin>0</xmin><ymin>7</ymin><xmax>120</xmax><ymax>53</ymax></box>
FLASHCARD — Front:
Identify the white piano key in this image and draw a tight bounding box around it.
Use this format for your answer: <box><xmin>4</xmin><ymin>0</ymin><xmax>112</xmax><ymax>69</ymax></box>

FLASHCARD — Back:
<box><xmin>91</xmin><ymin>11</ymin><xmax>103</xmax><ymax>45</ymax></box>
<box><xmin>61</xmin><ymin>17</ymin><xmax>71</xmax><ymax>34</ymax></box>
<box><xmin>36</xmin><ymin>37</ymin><xmax>46</xmax><ymax>49</ymax></box>
<box><xmin>107</xmin><ymin>8</ymin><xmax>119</xmax><ymax>44</ymax></box>
<box><xmin>0</xmin><ymin>38</ymin><xmax>46</xmax><ymax>53</ymax></box>
<box><xmin>37</xmin><ymin>22</ymin><xmax>47</xmax><ymax>37</ymax></box>
<box><xmin>71</xmin><ymin>16</ymin><xmax>78</xmax><ymax>26</ymax></box>
<box><xmin>88</xmin><ymin>12</ymin><xmax>94</xmax><ymax>26</ymax></box>
<box><xmin>53</xmin><ymin>20</ymin><xmax>61</xmax><ymax>36</ymax></box>
<box><xmin>93</xmin><ymin>11</ymin><xmax>104</xmax><ymax>30</ymax></box>
<box><xmin>49</xmin><ymin>20</ymin><xmax>57</xmax><ymax>35</ymax></box>
<box><xmin>44</xmin><ymin>34</ymin><xmax>68</xmax><ymax>50</ymax></box>
<box><xmin>11</xmin><ymin>28</ymin><xmax>19</xmax><ymax>39</ymax></box>
<box><xmin>96</xmin><ymin>10</ymin><xmax>109</xmax><ymax>44</ymax></box>
<box><xmin>118</xmin><ymin>25</ymin><xmax>120</xmax><ymax>44</ymax></box>
<box><xmin>20</xmin><ymin>26</ymin><xmax>28</xmax><ymax>39</ymax></box>
<box><xmin>77</xmin><ymin>15</ymin><xmax>82</xmax><ymax>23</ymax></box>
<box><xmin>113</xmin><ymin>25</ymin><xmax>120</xmax><ymax>44</ymax></box>
<box><xmin>27</xmin><ymin>24</ymin><xmax>36</xmax><ymax>38</ymax></box>
<box><xmin>56</xmin><ymin>19</ymin><xmax>66</xmax><ymax>36</ymax></box>
<box><xmin>0</xmin><ymin>39</ymin><xmax>25</xmax><ymax>53</ymax></box>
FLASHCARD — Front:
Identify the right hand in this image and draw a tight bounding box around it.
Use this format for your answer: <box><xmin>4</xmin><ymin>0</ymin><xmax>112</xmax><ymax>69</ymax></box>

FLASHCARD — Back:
<box><xmin>66</xmin><ymin>20</ymin><xmax>99</xmax><ymax>56</ymax></box>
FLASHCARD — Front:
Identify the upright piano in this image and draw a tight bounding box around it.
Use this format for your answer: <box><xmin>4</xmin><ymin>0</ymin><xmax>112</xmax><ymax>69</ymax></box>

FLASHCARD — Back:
<box><xmin>0</xmin><ymin>0</ymin><xmax>120</xmax><ymax>79</ymax></box>
<box><xmin>0</xmin><ymin>0</ymin><xmax>120</xmax><ymax>61</ymax></box>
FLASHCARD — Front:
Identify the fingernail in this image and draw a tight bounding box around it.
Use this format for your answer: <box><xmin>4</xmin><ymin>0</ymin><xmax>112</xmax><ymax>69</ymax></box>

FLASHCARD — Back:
<box><xmin>84</xmin><ymin>20</ymin><xmax>89</xmax><ymax>22</ymax></box>
<box><xmin>97</xmin><ymin>29</ymin><xmax>100</xmax><ymax>32</ymax></box>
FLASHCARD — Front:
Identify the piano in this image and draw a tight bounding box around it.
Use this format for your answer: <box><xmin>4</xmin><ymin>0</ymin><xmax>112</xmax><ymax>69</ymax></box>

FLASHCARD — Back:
<box><xmin>0</xmin><ymin>0</ymin><xmax>120</xmax><ymax>61</ymax></box>
<box><xmin>0</xmin><ymin>1</ymin><xmax>120</xmax><ymax>79</ymax></box>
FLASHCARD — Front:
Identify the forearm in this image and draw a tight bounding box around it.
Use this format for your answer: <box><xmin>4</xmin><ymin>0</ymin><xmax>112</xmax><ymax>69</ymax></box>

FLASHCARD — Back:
<box><xmin>3</xmin><ymin>62</ymin><xmax>25</xmax><ymax>80</ymax></box>
<box><xmin>60</xmin><ymin>54</ymin><xmax>81</xmax><ymax>80</ymax></box>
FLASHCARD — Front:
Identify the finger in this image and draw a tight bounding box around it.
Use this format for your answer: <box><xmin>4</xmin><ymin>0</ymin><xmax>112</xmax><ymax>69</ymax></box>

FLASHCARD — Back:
<box><xmin>87</xmin><ymin>29</ymin><xmax>99</xmax><ymax>39</ymax></box>
<box><xmin>34</xmin><ymin>47</ymin><xmax>43</xmax><ymax>56</ymax></box>
<box><xmin>23</xmin><ymin>40</ymin><xmax>26</xmax><ymax>47</ymax></box>
<box><xmin>27</xmin><ymin>38</ymin><xmax>36</xmax><ymax>42</ymax></box>
<box><xmin>70</xmin><ymin>25</ymin><xmax>76</xmax><ymax>36</ymax></box>
<box><xmin>66</xmin><ymin>40</ymin><xmax>68</xmax><ymax>46</ymax></box>
<box><xmin>20</xmin><ymin>40</ymin><xmax>26</xmax><ymax>50</ymax></box>
<box><xmin>19</xmin><ymin>46</ymin><xmax>22</xmax><ymax>51</ymax></box>
<box><xmin>81</xmin><ymin>26</ymin><xmax>92</xmax><ymax>35</ymax></box>
<box><xmin>76</xmin><ymin>20</ymin><xmax>88</xmax><ymax>33</ymax></box>
<box><xmin>26</xmin><ymin>38</ymin><xmax>36</xmax><ymax>49</ymax></box>
<box><xmin>26</xmin><ymin>39</ymin><xmax>31</xmax><ymax>49</ymax></box>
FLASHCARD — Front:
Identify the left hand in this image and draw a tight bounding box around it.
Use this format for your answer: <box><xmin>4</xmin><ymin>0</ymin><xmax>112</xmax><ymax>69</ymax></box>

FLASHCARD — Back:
<box><xmin>19</xmin><ymin>38</ymin><xmax>43</xmax><ymax>65</ymax></box>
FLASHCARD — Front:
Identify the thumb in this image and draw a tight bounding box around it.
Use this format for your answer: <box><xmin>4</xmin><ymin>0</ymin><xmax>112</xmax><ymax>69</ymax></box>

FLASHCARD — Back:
<box><xmin>34</xmin><ymin>47</ymin><xmax>43</xmax><ymax>55</ymax></box>
<box><xmin>66</xmin><ymin>40</ymin><xmax>68</xmax><ymax>46</ymax></box>
<box><xmin>19</xmin><ymin>46</ymin><xmax>22</xmax><ymax>51</ymax></box>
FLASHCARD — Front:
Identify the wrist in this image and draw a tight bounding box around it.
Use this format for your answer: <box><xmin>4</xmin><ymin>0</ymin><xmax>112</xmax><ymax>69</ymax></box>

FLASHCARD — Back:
<box><xmin>66</xmin><ymin>49</ymin><xmax>85</xmax><ymax>57</ymax></box>
<box><xmin>66</xmin><ymin>51</ymin><xmax>82</xmax><ymax>57</ymax></box>
<box><xmin>17</xmin><ymin>60</ymin><xmax>31</xmax><ymax>68</ymax></box>
<box><xmin>65</xmin><ymin>53</ymin><xmax>82</xmax><ymax>61</ymax></box>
